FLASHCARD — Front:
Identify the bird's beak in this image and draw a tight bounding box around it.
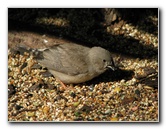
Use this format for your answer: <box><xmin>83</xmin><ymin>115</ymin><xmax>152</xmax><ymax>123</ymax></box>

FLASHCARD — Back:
<box><xmin>106</xmin><ymin>65</ymin><xmax>117</xmax><ymax>71</ymax></box>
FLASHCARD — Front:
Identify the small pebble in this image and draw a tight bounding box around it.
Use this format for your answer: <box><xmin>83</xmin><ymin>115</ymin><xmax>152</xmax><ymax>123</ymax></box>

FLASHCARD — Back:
<box><xmin>105</xmin><ymin>109</ymin><xmax>111</xmax><ymax>114</ymax></box>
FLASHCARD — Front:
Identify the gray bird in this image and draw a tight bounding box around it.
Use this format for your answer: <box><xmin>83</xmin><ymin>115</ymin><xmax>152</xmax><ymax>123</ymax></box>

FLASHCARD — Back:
<box><xmin>36</xmin><ymin>43</ymin><xmax>116</xmax><ymax>84</ymax></box>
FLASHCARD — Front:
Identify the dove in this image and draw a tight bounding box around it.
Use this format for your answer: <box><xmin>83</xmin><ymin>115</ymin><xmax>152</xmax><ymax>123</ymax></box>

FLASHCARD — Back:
<box><xmin>36</xmin><ymin>43</ymin><xmax>116</xmax><ymax>84</ymax></box>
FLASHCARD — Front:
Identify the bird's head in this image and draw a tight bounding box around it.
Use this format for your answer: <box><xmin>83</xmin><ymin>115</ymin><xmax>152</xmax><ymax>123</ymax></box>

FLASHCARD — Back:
<box><xmin>89</xmin><ymin>47</ymin><xmax>116</xmax><ymax>74</ymax></box>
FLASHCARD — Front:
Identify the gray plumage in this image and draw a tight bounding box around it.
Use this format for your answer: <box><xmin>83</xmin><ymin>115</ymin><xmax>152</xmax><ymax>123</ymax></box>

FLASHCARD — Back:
<box><xmin>36</xmin><ymin>43</ymin><xmax>116</xmax><ymax>84</ymax></box>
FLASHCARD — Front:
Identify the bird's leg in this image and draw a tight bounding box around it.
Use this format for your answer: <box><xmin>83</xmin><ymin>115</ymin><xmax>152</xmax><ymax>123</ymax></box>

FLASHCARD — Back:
<box><xmin>56</xmin><ymin>78</ymin><xmax>75</xmax><ymax>92</ymax></box>
<box><xmin>56</xmin><ymin>78</ymin><xmax>67</xmax><ymax>89</ymax></box>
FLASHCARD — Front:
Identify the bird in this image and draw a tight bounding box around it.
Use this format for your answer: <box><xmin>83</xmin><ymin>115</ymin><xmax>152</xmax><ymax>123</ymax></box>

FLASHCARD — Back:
<box><xmin>35</xmin><ymin>43</ymin><xmax>116</xmax><ymax>84</ymax></box>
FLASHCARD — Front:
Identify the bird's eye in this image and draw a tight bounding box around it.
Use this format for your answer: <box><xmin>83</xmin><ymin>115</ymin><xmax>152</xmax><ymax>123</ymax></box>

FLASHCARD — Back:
<box><xmin>103</xmin><ymin>59</ymin><xmax>106</xmax><ymax>62</ymax></box>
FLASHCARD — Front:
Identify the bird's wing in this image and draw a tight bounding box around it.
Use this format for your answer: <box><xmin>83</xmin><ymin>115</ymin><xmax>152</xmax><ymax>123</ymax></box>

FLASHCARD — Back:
<box><xmin>37</xmin><ymin>44</ymin><xmax>89</xmax><ymax>76</ymax></box>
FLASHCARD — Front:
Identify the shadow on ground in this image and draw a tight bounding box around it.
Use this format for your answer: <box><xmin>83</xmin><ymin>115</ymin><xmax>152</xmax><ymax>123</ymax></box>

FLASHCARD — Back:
<box><xmin>8</xmin><ymin>8</ymin><xmax>158</xmax><ymax>59</ymax></box>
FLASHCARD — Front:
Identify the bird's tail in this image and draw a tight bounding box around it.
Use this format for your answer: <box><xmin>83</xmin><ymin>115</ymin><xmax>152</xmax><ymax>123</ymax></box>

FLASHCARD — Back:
<box><xmin>11</xmin><ymin>44</ymin><xmax>46</xmax><ymax>60</ymax></box>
